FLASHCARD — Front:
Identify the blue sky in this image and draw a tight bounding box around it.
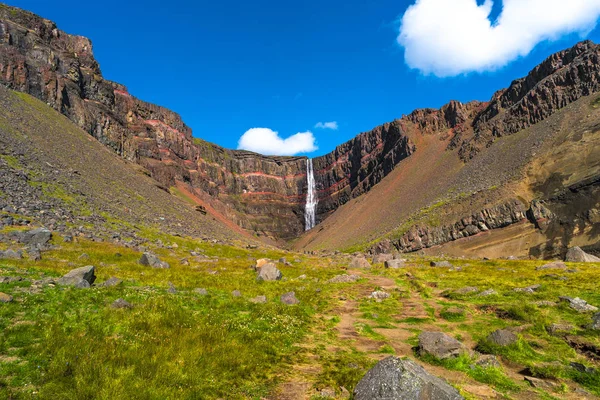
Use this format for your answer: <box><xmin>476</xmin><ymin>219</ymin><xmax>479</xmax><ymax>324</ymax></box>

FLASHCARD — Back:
<box><xmin>8</xmin><ymin>0</ymin><xmax>600</xmax><ymax>156</ymax></box>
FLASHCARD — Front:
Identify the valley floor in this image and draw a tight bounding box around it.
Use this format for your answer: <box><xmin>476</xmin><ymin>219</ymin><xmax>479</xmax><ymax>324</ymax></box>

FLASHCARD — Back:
<box><xmin>1</xmin><ymin>229</ymin><xmax>600</xmax><ymax>399</ymax></box>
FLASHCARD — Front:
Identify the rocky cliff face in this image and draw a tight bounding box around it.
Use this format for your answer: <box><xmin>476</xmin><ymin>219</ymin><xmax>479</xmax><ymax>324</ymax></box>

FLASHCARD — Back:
<box><xmin>2</xmin><ymin>4</ymin><xmax>600</xmax><ymax>242</ymax></box>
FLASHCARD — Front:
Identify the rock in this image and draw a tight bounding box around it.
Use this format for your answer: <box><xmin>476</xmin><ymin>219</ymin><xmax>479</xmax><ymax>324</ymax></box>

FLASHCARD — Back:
<box><xmin>454</xmin><ymin>286</ymin><xmax>479</xmax><ymax>295</ymax></box>
<box><xmin>570</xmin><ymin>362</ymin><xmax>597</xmax><ymax>374</ymax></box>
<box><xmin>524</xmin><ymin>376</ymin><xmax>560</xmax><ymax>390</ymax></box>
<box><xmin>536</xmin><ymin>261</ymin><xmax>566</xmax><ymax>270</ymax></box>
<box><xmin>139</xmin><ymin>252</ymin><xmax>170</xmax><ymax>269</ymax></box>
<box><xmin>280</xmin><ymin>291</ymin><xmax>299</xmax><ymax>305</ymax></box>
<box><xmin>78</xmin><ymin>253</ymin><xmax>90</xmax><ymax>260</ymax></box>
<box><xmin>254</xmin><ymin>258</ymin><xmax>271</xmax><ymax>270</ymax></box>
<box><xmin>430</xmin><ymin>261</ymin><xmax>453</xmax><ymax>268</ymax></box>
<box><xmin>418</xmin><ymin>332</ymin><xmax>465</xmax><ymax>359</ymax></box>
<box><xmin>369</xmin><ymin>291</ymin><xmax>390</xmax><ymax>302</ymax></box>
<box><xmin>527</xmin><ymin>200</ymin><xmax>554</xmax><ymax>231</ymax></box>
<box><xmin>591</xmin><ymin>313</ymin><xmax>600</xmax><ymax>330</ymax></box>
<box><xmin>565</xmin><ymin>247</ymin><xmax>600</xmax><ymax>263</ymax></box>
<box><xmin>372</xmin><ymin>253</ymin><xmax>393</xmax><ymax>264</ymax></box>
<box><xmin>0</xmin><ymin>292</ymin><xmax>13</xmax><ymax>303</ymax></box>
<box><xmin>546</xmin><ymin>323</ymin><xmax>574</xmax><ymax>336</ymax></box>
<box><xmin>349</xmin><ymin>256</ymin><xmax>371</xmax><ymax>269</ymax></box>
<box><xmin>327</xmin><ymin>274</ymin><xmax>360</xmax><ymax>284</ymax></box>
<box><xmin>320</xmin><ymin>387</ymin><xmax>336</xmax><ymax>398</ymax></box>
<box><xmin>353</xmin><ymin>357</ymin><xmax>464</xmax><ymax>400</ymax></box>
<box><xmin>486</xmin><ymin>329</ymin><xmax>517</xmax><ymax>347</ymax></box>
<box><xmin>474</xmin><ymin>354</ymin><xmax>501</xmax><ymax>369</ymax></box>
<box><xmin>514</xmin><ymin>284</ymin><xmax>541</xmax><ymax>293</ymax></box>
<box><xmin>99</xmin><ymin>277</ymin><xmax>122</xmax><ymax>287</ymax></box>
<box><xmin>63</xmin><ymin>235</ymin><xmax>73</xmax><ymax>243</ymax></box>
<box><xmin>256</xmin><ymin>263</ymin><xmax>282</xmax><ymax>281</ymax></box>
<box><xmin>384</xmin><ymin>259</ymin><xmax>405</xmax><ymax>269</ymax></box>
<box><xmin>167</xmin><ymin>282</ymin><xmax>177</xmax><ymax>294</ymax></box>
<box><xmin>559</xmin><ymin>296</ymin><xmax>598</xmax><ymax>313</ymax></box>
<box><xmin>534</xmin><ymin>300</ymin><xmax>557</xmax><ymax>307</ymax></box>
<box><xmin>249</xmin><ymin>295</ymin><xmax>267</xmax><ymax>304</ymax></box>
<box><xmin>57</xmin><ymin>265</ymin><xmax>96</xmax><ymax>288</ymax></box>
<box><xmin>17</xmin><ymin>228</ymin><xmax>52</xmax><ymax>246</ymax></box>
<box><xmin>28</xmin><ymin>248</ymin><xmax>41</xmax><ymax>261</ymax></box>
<box><xmin>478</xmin><ymin>289</ymin><xmax>497</xmax><ymax>297</ymax></box>
<box><xmin>232</xmin><ymin>290</ymin><xmax>242</xmax><ymax>297</ymax></box>
<box><xmin>111</xmin><ymin>298</ymin><xmax>132</xmax><ymax>309</ymax></box>
<box><xmin>0</xmin><ymin>249</ymin><xmax>22</xmax><ymax>259</ymax></box>
<box><xmin>194</xmin><ymin>288</ymin><xmax>208</xmax><ymax>296</ymax></box>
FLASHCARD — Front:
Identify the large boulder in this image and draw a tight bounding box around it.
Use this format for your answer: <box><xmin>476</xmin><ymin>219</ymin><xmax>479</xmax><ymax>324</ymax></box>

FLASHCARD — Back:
<box><xmin>349</xmin><ymin>256</ymin><xmax>371</xmax><ymax>269</ymax></box>
<box><xmin>565</xmin><ymin>247</ymin><xmax>600</xmax><ymax>263</ymax></box>
<box><xmin>0</xmin><ymin>249</ymin><xmax>22</xmax><ymax>260</ymax></box>
<box><xmin>418</xmin><ymin>332</ymin><xmax>465</xmax><ymax>359</ymax></box>
<box><xmin>57</xmin><ymin>266</ymin><xmax>96</xmax><ymax>288</ymax></box>
<box><xmin>486</xmin><ymin>329</ymin><xmax>518</xmax><ymax>347</ymax></box>
<box><xmin>559</xmin><ymin>296</ymin><xmax>598</xmax><ymax>313</ymax></box>
<box><xmin>353</xmin><ymin>357</ymin><xmax>464</xmax><ymax>400</ymax></box>
<box><xmin>385</xmin><ymin>259</ymin><xmax>405</xmax><ymax>269</ymax></box>
<box><xmin>16</xmin><ymin>228</ymin><xmax>52</xmax><ymax>247</ymax></box>
<box><xmin>139</xmin><ymin>252</ymin><xmax>170</xmax><ymax>269</ymax></box>
<box><xmin>256</xmin><ymin>263</ymin><xmax>282</xmax><ymax>281</ymax></box>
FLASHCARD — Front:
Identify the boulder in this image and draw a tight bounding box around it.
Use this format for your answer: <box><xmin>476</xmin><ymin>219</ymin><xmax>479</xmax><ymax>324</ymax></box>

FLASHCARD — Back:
<box><xmin>139</xmin><ymin>252</ymin><xmax>170</xmax><ymax>269</ymax></box>
<box><xmin>111</xmin><ymin>298</ymin><xmax>133</xmax><ymax>309</ymax></box>
<box><xmin>454</xmin><ymin>286</ymin><xmax>479</xmax><ymax>295</ymax></box>
<box><xmin>256</xmin><ymin>263</ymin><xmax>282</xmax><ymax>281</ymax></box>
<box><xmin>372</xmin><ymin>253</ymin><xmax>393</xmax><ymax>264</ymax></box>
<box><xmin>353</xmin><ymin>357</ymin><xmax>464</xmax><ymax>400</ymax></box>
<box><xmin>349</xmin><ymin>257</ymin><xmax>371</xmax><ymax>269</ymax></box>
<box><xmin>514</xmin><ymin>284</ymin><xmax>541</xmax><ymax>293</ymax></box>
<box><xmin>474</xmin><ymin>354</ymin><xmax>501</xmax><ymax>369</ymax></box>
<box><xmin>0</xmin><ymin>292</ymin><xmax>13</xmax><ymax>303</ymax></box>
<box><xmin>478</xmin><ymin>289</ymin><xmax>498</xmax><ymax>297</ymax></box>
<box><xmin>195</xmin><ymin>288</ymin><xmax>208</xmax><ymax>296</ymax></box>
<box><xmin>559</xmin><ymin>296</ymin><xmax>598</xmax><ymax>313</ymax></box>
<box><xmin>430</xmin><ymin>261</ymin><xmax>453</xmax><ymax>268</ymax></box>
<box><xmin>249</xmin><ymin>295</ymin><xmax>267</xmax><ymax>304</ymax></box>
<box><xmin>0</xmin><ymin>249</ymin><xmax>22</xmax><ymax>260</ymax></box>
<box><xmin>99</xmin><ymin>277</ymin><xmax>122</xmax><ymax>287</ymax></box>
<box><xmin>385</xmin><ymin>259</ymin><xmax>405</xmax><ymax>269</ymax></box>
<box><xmin>280</xmin><ymin>291</ymin><xmax>299</xmax><ymax>305</ymax></box>
<box><xmin>536</xmin><ymin>261</ymin><xmax>566</xmax><ymax>270</ymax></box>
<box><xmin>370</xmin><ymin>291</ymin><xmax>390</xmax><ymax>302</ymax></box>
<box><xmin>57</xmin><ymin>266</ymin><xmax>96</xmax><ymax>288</ymax></box>
<box><xmin>486</xmin><ymin>329</ymin><xmax>517</xmax><ymax>347</ymax></box>
<box><xmin>565</xmin><ymin>247</ymin><xmax>600</xmax><ymax>263</ymax></box>
<box><xmin>327</xmin><ymin>274</ymin><xmax>360</xmax><ymax>284</ymax></box>
<box><xmin>418</xmin><ymin>332</ymin><xmax>465</xmax><ymax>359</ymax></box>
<box><xmin>17</xmin><ymin>228</ymin><xmax>52</xmax><ymax>247</ymax></box>
<box><xmin>591</xmin><ymin>313</ymin><xmax>600</xmax><ymax>330</ymax></box>
<box><xmin>546</xmin><ymin>323</ymin><xmax>574</xmax><ymax>336</ymax></box>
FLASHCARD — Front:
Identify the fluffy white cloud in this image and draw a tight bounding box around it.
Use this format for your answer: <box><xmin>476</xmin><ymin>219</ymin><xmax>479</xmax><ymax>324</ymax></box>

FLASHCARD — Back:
<box><xmin>398</xmin><ymin>0</ymin><xmax>600</xmax><ymax>77</ymax></box>
<box><xmin>237</xmin><ymin>128</ymin><xmax>318</xmax><ymax>156</ymax></box>
<box><xmin>314</xmin><ymin>121</ymin><xmax>339</xmax><ymax>130</ymax></box>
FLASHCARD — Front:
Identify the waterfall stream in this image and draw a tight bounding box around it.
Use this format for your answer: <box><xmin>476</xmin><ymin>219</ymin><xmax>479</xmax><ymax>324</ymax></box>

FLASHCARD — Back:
<box><xmin>304</xmin><ymin>158</ymin><xmax>317</xmax><ymax>231</ymax></box>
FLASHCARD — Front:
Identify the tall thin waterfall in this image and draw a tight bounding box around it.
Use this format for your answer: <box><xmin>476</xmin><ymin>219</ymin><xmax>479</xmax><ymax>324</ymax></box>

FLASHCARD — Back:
<box><xmin>305</xmin><ymin>158</ymin><xmax>318</xmax><ymax>231</ymax></box>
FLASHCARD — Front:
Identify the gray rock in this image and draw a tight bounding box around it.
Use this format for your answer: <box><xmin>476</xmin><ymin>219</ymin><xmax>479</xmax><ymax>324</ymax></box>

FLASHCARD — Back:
<box><xmin>111</xmin><ymin>298</ymin><xmax>132</xmax><ymax>309</ymax></box>
<box><xmin>167</xmin><ymin>282</ymin><xmax>177</xmax><ymax>294</ymax></box>
<box><xmin>353</xmin><ymin>357</ymin><xmax>464</xmax><ymax>400</ymax></box>
<box><xmin>514</xmin><ymin>284</ymin><xmax>541</xmax><ymax>293</ymax></box>
<box><xmin>430</xmin><ymin>261</ymin><xmax>453</xmax><ymax>268</ymax></box>
<box><xmin>591</xmin><ymin>313</ymin><xmax>600</xmax><ymax>330</ymax></box>
<box><xmin>486</xmin><ymin>329</ymin><xmax>517</xmax><ymax>347</ymax></box>
<box><xmin>232</xmin><ymin>290</ymin><xmax>242</xmax><ymax>297</ymax></box>
<box><xmin>28</xmin><ymin>248</ymin><xmax>41</xmax><ymax>261</ymax></box>
<box><xmin>280</xmin><ymin>291</ymin><xmax>299</xmax><ymax>305</ymax></box>
<box><xmin>454</xmin><ymin>286</ymin><xmax>479</xmax><ymax>295</ymax></box>
<box><xmin>0</xmin><ymin>249</ymin><xmax>22</xmax><ymax>260</ymax></box>
<box><xmin>327</xmin><ymin>274</ymin><xmax>360</xmax><ymax>284</ymax></box>
<box><xmin>559</xmin><ymin>296</ymin><xmax>598</xmax><ymax>313</ymax></box>
<box><xmin>63</xmin><ymin>235</ymin><xmax>73</xmax><ymax>243</ymax></box>
<box><xmin>536</xmin><ymin>261</ymin><xmax>566</xmax><ymax>270</ymax></box>
<box><xmin>99</xmin><ymin>277</ymin><xmax>122</xmax><ymax>287</ymax></box>
<box><xmin>57</xmin><ymin>266</ymin><xmax>96</xmax><ymax>288</ymax></box>
<box><xmin>349</xmin><ymin>256</ymin><xmax>371</xmax><ymax>269</ymax></box>
<box><xmin>194</xmin><ymin>288</ymin><xmax>208</xmax><ymax>296</ymax></box>
<box><xmin>546</xmin><ymin>323</ymin><xmax>574</xmax><ymax>335</ymax></box>
<box><xmin>372</xmin><ymin>253</ymin><xmax>393</xmax><ymax>264</ymax></box>
<box><xmin>256</xmin><ymin>263</ymin><xmax>282</xmax><ymax>281</ymax></box>
<box><xmin>0</xmin><ymin>292</ymin><xmax>13</xmax><ymax>303</ymax></box>
<box><xmin>418</xmin><ymin>332</ymin><xmax>465</xmax><ymax>359</ymax></box>
<box><xmin>474</xmin><ymin>354</ymin><xmax>501</xmax><ymax>369</ymax></box>
<box><xmin>17</xmin><ymin>228</ymin><xmax>52</xmax><ymax>246</ymax></box>
<box><xmin>139</xmin><ymin>252</ymin><xmax>170</xmax><ymax>269</ymax></box>
<box><xmin>385</xmin><ymin>259</ymin><xmax>405</xmax><ymax>269</ymax></box>
<box><xmin>249</xmin><ymin>295</ymin><xmax>267</xmax><ymax>304</ymax></box>
<box><xmin>370</xmin><ymin>291</ymin><xmax>390</xmax><ymax>302</ymax></box>
<box><xmin>565</xmin><ymin>247</ymin><xmax>600</xmax><ymax>263</ymax></box>
<box><xmin>478</xmin><ymin>289</ymin><xmax>498</xmax><ymax>297</ymax></box>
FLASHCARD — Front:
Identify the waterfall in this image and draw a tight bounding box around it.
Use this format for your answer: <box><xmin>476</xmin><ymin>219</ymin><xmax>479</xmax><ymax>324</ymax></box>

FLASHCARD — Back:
<box><xmin>305</xmin><ymin>158</ymin><xmax>318</xmax><ymax>231</ymax></box>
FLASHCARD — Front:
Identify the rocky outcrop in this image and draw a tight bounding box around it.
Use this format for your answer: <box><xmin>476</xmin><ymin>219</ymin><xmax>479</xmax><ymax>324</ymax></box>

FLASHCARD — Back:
<box><xmin>382</xmin><ymin>200</ymin><xmax>527</xmax><ymax>253</ymax></box>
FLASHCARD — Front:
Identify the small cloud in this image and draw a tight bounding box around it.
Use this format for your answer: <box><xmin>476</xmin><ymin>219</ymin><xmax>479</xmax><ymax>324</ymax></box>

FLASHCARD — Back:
<box><xmin>314</xmin><ymin>121</ymin><xmax>339</xmax><ymax>130</ymax></box>
<box><xmin>237</xmin><ymin>128</ymin><xmax>318</xmax><ymax>156</ymax></box>
<box><xmin>398</xmin><ymin>0</ymin><xmax>600</xmax><ymax>77</ymax></box>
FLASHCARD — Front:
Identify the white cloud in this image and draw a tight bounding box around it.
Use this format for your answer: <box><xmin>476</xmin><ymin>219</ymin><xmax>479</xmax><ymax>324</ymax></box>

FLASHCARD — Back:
<box><xmin>398</xmin><ymin>0</ymin><xmax>600</xmax><ymax>77</ymax></box>
<box><xmin>237</xmin><ymin>128</ymin><xmax>318</xmax><ymax>156</ymax></box>
<box><xmin>314</xmin><ymin>121</ymin><xmax>339</xmax><ymax>130</ymax></box>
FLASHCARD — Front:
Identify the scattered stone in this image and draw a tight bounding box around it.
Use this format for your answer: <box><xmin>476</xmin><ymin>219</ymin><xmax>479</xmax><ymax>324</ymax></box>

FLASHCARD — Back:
<box><xmin>0</xmin><ymin>292</ymin><xmax>13</xmax><ymax>303</ymax></box>
<box><xmin>353</xmin><ymin>357</ymin><xmax>464</xmax><ymax>400</ymax></box>
<box><xmin>559</xmin><ymin>296</ymin><xmax>598</xmax><ymax>313</ymax></box>
<box><xmin>349</xmin><ymin>256</ymin><xmax>371</xmax><ymax>269</ymax></box>
<box><xmin>63</xmin><ymin>235</ymin><xmax>73</xmax><ymax>243</ymax></box>
<box><xmin>28</xmin><ymin>248</ymin><xmax>41</xmax><ymax>261</ymax></box>
<box><xmin>0</xmin><ymin>249</ymin><xmax>22</xmax><ymax>260</ymax></box>
<box><xmin>57</xmin><ymin>265</ymin><xmax>96</xmax><ymax>288</ymax></box>
<box><xmin>486</xmin><ymin>329</ymin><xmax>517</xmax><ymax>347</ymax></box>
<box><xmin>256</xmin><ymin>263</ymin><xmax>282</xmax><ymax>281</ymax></box>
<box><xmin>591</xmin><ymin>313</ymin><xmax>600</xmax><ymax>330</ymax></box>
<box><xmin>474</xmin><ymin>354</ymin><xmax>501</xmax><ymax>369</ymax></box>
<box><xmin>139</xmin><ymin>252</ymin><xmax>170</xmax><ymax>269</ymax></box>
<box><xmin>249</xmin><ymin>295</ymin><xmax>267</xmax><ymax>304</ymax></box>
<box><xmin>180</xmin><ymin>258</ymin><xmax>189</xmax><ymax>266</ymax></box>
<box><xmin>547</xmin><ymin>323</ymin><xmax>574</xmax><ymax>336</ymax></box>
<box><xmin>514</xmin><ymin>284</ymin><xmax>541</xmax><ymax>293</ymax></box>
<box><xmin>278</xmin><ymin>257</ymin><xmax>287</xmax><ymax>264</ymax></box>
<box><xmin>430</xmin><ymin>260</ymin><xmax>453</xmax><ymax>268</ymax></box>
<box><xmin>565</xmin><ymin>247</ymin><xmax>600</xmax><ymax>263</ymax></box>
<box><xmin>478</xmin><ymin>289</ymin><xmax>498</xmax><ymax>297</ymax></box>
<box><xmin>111</xmin><ymin>298</ymin><xmax>132</xmax><ymax>309</ymax></box>
<box><xmin>418</xmin><ymin>332</ymin><xmax>465</xmax><ymax>359</ymax></box>
<box><xmin>536</xmin><ymin>261</ymin><xmax>566</xmax><ymax>270</ymax></box>
<box><xmin>327</xmin><ymin>274</ymin><xmax>360</xmax><ymax>284</ymax></box>
<box><xmin>232</xmin><ymin>290</ymin><xmax>242</xmax><ymax>297</ymax></box>
<box><xmin>369</xmin><ymin>291</ymin><xmax>390</xmax><ymax>302</ymax></box>
<box><xmin>0</xmin><ymin>276</ymin><xmax>23</xmax><ymax>284</ymax></box>
<box><xmin>99</xmin><ymin>277</ymin><xmax>122</xmax><ymax>287</ymax></box>
<box><xmin>384</xmin><ymin>259</ymin><xmax>405</xmax><ymax>269</ymax></box>
<box><xmin>195</xmin><ymin>288</ymin><xmax>208</xmax><ymax>296</ymax></box>
<box><xmin>280</xmin><ymin>291</ymin><xmax>299</xmax><ymax>305</ymax></box>
<box><xmin>454</xmin><ymin>286</ymin><xmax>479</xmax><ymax>295</ymax></box>
<box><xmin>167</xmin><ymin>282</ymin><xmax>177</xmax><ymax>294</ymax></box>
